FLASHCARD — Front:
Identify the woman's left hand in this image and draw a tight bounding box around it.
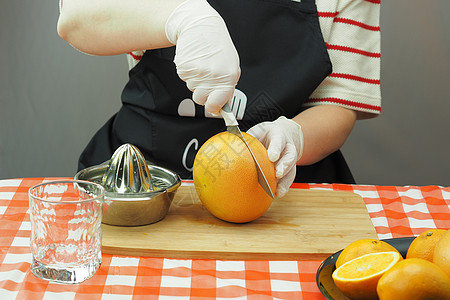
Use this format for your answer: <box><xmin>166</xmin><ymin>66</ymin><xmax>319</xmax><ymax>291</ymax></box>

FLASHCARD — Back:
<box><xmin>247</xmin><ymin>117</ymin><xmax>304</xmax><ymax>198</ymax></box>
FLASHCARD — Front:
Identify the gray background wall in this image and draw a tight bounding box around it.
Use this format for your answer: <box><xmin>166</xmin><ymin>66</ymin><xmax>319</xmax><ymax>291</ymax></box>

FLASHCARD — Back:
<box><xmin>1</xmin><ymin>1</ymin><xmax>449</xmax><ymax>186</ymax></box>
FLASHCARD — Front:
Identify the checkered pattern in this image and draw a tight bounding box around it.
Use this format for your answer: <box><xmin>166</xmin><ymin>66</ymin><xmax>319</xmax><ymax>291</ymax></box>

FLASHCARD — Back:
<box><xmin>291</xmin><ymin>183</ymin><xmax>450</xmax><ymax>239</ymax></box>
<box><xmin>0</xmin><ymin>178</ymin><xmax>448</xmax><ymax>299</ymax></box>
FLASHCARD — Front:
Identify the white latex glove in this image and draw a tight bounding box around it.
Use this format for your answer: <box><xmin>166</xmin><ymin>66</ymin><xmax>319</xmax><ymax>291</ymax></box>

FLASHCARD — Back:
<box><xmin>165</xmin><ymin>0</ymin><xmax>240</xmax><ymax>114</ymax></box>
<box><xmin>247</xmin><ymin>117</ymin><xmax>304</xmax><ymax>198</ymax></box>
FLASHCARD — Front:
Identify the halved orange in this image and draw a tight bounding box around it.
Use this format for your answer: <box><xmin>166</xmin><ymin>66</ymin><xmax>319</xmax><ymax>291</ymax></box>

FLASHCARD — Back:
<box><xmin>336</xmin><ymin>239</ymin><xmax>400</xmax><ymax>268</ymax></box>
<box><xmin>332</xmin><ymin>251</ymin><xmax>402</xmax><ymax>300</ymax></box>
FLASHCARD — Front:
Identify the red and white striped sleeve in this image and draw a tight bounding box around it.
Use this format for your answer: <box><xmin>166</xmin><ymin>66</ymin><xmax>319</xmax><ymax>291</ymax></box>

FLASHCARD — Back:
<box><xmin>307</xmin><ymin>0</ymin><xmax>381</xmax><ymax>118</ymax></box>
<box><xmin>126</xmin><ymin>50</ymin><xmax>146</xmax><ymax>69</ymax></box>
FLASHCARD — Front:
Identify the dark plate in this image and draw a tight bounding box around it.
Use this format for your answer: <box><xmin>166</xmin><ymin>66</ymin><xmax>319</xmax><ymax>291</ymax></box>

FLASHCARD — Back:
<box><xmin>316</xmin><ymin>237</ymin><xmax>415</xmax><ymax>300</ymax></box>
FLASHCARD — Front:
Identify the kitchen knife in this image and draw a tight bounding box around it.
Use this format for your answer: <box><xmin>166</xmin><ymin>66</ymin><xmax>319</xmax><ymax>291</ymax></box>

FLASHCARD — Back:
<box><xmin>220</xmin><ymin>102</ymin><xmax>274</xmax><ymax>199</ymax></box>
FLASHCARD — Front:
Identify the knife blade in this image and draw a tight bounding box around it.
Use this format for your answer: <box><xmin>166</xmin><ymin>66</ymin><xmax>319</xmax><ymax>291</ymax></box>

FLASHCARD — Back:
<box><xmin>220</xmin><ymin>102</ymin><xmax>274</xmax><ymax>199</ymax></box>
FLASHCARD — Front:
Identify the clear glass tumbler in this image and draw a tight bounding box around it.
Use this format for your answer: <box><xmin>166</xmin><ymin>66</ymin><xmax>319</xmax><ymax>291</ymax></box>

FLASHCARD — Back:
<box><xmin>29</xmin><ymin>180</ymin><xmax>105</xmax><ymax>284</ymax></box>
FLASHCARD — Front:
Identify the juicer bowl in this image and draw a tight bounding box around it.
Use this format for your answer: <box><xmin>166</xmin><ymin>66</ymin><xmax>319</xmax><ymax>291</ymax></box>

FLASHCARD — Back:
<box><xmin>75</xmin><ymin>160</ymin><xmax>181</xmax><ymax>226</ymax></box>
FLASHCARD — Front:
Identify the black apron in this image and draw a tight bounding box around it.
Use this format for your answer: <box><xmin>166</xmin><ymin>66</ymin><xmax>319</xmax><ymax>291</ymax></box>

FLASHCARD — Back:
<box><xmin>78</xmin><ymin>0</ymin><xmax>355</xmax><ymax>184</ymax></box>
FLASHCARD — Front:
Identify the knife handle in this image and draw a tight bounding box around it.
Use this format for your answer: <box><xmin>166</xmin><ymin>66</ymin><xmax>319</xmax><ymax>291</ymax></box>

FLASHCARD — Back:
<box><xmin>220</xmin><ymin>102</ymin><xmax>239</xmax><ymax>126</ymax></box>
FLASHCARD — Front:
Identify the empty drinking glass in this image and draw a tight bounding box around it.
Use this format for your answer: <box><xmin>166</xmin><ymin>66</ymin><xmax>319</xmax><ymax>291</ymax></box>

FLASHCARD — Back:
<box><xmin>29</xmin><ymin>180</ymin><xmax>104</xmax><ymax>284</ymax></box>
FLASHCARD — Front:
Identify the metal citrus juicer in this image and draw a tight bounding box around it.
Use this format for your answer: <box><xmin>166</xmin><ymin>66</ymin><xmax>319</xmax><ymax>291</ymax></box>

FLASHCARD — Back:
<box><xmin>102</xmin><ymin>143</ymin><xmax>153</xmax><ymax>194</ymax></box>
<box><xmin>75</xmin><ymin>144</ymin><xmax>181</xmax><ymax>226</ymax></box>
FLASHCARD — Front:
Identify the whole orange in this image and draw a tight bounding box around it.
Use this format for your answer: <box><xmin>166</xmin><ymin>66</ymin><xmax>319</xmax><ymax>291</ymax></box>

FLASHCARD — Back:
<box><xmin>332</xmin><ymin>251</ymin><xmax>402</xmax><ymax>300</ymax></box>
<box><xmin>377</xmin><ymin>258</ymin><xmax>450</xmax><ymax>300</ymax></box>
<box><xmin>433</xmin><ymin>229</ymin><xmax>450</xmax><ymax>278</ymax></box>
<box><xmin>335</xmin><ymin>239</ymin><xmax>400</xmax><ymax>268</ymax></box>
<box><xmin>406</xmin><ymin>229</ymin><xmax>446</xmax><ymax>261</ymax></box>
<box><xmin>192</xmin><ymin>131</ymin><xmax>277</xmax><ymax>223</ymax></box>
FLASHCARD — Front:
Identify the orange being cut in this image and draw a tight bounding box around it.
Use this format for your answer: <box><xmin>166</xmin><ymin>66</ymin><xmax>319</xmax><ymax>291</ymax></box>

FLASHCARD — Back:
<box><xmin>335</xmin><ymin>239</ymin><xmax>400</xmax><ymax>268</ymax></box>
<box><xmin>377</xmin><ymin>258</ymin><xmax>450</xmax><ymax>300</ymax></box>
<box><xmin>406</xmin><ymin>229</ymin><xmax>446</xmax><ymax>262</ymax></box>
<box><xmin>192</xmin><ymin>131</ymin><xmax>277</xmax><ymax>223</ymax></box>
<box><xmin>332</xmin><ymin>251</ymin><xmax>402</xmax><ymax>300</ymax></box>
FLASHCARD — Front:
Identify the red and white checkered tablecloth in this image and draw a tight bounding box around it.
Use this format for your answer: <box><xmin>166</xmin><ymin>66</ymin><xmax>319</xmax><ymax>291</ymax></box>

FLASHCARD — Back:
<box><xmin>0</xmin><ymin>178</ymin><xmax>449</xmax><ymax>299</ymax></box>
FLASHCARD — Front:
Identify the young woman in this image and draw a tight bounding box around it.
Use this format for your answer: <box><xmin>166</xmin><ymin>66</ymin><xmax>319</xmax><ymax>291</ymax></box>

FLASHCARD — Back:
<box><xmin>57</xmin><ymin>0</ymin><xmax>381</xmax><ymax>197</ymax></box>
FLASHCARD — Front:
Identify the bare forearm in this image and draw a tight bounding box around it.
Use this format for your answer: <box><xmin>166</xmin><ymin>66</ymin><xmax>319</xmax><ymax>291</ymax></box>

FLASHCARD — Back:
<box><xmin>57</xmin><ymin>0</ymin><xmax>184</xmax><ymax>55</ymax></box>
<box><xmin>293</xmin><ymin>105</ymin><xmax>357</xmax><ymax>165</ymax></box>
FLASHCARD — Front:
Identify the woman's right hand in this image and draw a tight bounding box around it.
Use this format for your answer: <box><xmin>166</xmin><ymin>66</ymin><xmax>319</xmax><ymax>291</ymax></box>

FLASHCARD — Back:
<box><xmin>165</xmin><ymin>0</ymin><xmax>241</xmax><ymax>115</ymax></box>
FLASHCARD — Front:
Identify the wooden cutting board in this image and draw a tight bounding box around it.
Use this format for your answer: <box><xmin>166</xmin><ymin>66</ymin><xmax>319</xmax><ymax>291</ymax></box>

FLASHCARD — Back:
<box><xmin>102</xmin><ymin>186</ymin><xmax>377</xmax><ymax>260</ymax></box>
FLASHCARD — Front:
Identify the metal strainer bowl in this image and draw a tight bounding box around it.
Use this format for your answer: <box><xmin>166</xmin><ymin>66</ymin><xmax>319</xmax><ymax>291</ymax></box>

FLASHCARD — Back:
<box><xmin>74</xmin><ymin>144</ymin><xmax>181</xmax><ymax>226</ymax></box>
